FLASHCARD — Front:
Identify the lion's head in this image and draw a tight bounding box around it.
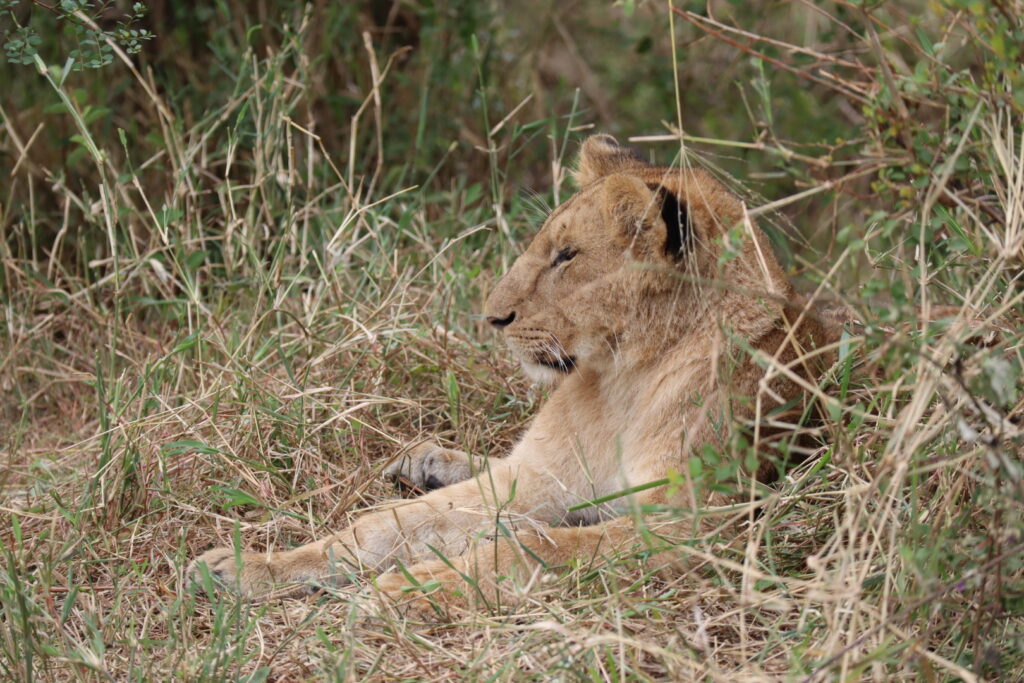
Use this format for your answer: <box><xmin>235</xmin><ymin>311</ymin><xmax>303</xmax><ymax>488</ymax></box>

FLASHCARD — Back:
<box><xmin>484</xmin><ymin>135</ymin><xmax>796</xmax><ymax>384</ymax></box>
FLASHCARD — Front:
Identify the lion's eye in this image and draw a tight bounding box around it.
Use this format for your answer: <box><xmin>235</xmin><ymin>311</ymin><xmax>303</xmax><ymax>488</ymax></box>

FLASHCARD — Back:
<box><xmin>552</xmin><ymin>248</ymin><xmax>577</xmax><ymax>267</ymax></box>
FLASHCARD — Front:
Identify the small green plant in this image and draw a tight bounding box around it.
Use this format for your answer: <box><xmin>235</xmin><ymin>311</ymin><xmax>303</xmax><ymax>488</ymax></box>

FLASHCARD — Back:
<box><xmin>2</xmin><ymin>0</ymin><xmax>154</xmax><ymax>69</ymax></box>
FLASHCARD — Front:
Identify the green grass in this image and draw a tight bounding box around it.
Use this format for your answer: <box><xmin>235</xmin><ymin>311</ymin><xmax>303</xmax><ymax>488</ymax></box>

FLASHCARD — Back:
<box><xmin>1</xmin><ymin>0</ymin><xmax>1023</xmax><ymax>680</ymax></box>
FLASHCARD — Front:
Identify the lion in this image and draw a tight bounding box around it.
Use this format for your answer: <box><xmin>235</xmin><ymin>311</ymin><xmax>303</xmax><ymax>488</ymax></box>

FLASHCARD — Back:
<box><xmin>189</xmin><ymin>135</ymin><xmax>834</xmax><ymax>613</ymax></box>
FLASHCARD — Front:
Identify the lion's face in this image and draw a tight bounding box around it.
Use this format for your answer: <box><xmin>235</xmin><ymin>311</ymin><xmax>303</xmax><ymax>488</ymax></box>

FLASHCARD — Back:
<box><xmin>483</xmin><ymin>186</ymin><xmax>630</xmax><ymax>382</ymax></box>
<box><xmin>484</xmin><ymin>136</ymin><xmax>732</xmax><ymax>383</ymax></box>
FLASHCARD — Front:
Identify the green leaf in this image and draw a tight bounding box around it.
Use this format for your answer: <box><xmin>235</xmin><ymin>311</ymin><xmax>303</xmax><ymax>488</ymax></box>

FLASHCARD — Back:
<box><xmin>567</xmin><ymin>478</ymin><xmax>669</xmax><ymax>512</ymax></box>
<box><xmin>162</xmin><ymin>439</ymin><xmax>221</xmax><ymax>456</ymax></box>
<box><xmin>446</xmin><ymin>369</ymin><xmax>460</xmax><ymax>429</ymax></box>
<box><xmin>170</xmin><ymin>331</ymin><xmax>200</xmax><ymax>354</ymax></box>
<box><xmin>216</xmin><ymin>487</ymin><xmax>262</xmax><ymax>509</ymax></box>
<box><xmin>688</xmin><ymin>456</ymin><xmax>703</xmax><ymax>478</ymax></box>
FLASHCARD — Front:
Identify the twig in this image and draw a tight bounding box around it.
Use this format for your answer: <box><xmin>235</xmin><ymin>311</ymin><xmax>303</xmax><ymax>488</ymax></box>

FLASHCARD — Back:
<box><xmin>671</xmin><ymin>8</ymin><xmax>869</xmax><ymax>104</ymax></box>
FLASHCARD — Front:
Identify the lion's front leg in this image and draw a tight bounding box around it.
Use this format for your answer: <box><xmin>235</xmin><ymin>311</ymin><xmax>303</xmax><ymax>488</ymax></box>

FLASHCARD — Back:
<box><xmin>188</xmin><ymin>543</ymin><xmax>334</xmax><ymax>598</ymax></box>
<box><xmin>372</xmin><ymin>517</ymin><xmax>640</xmax><ymax>619</ymax></box>
<box><xmin>189</xmin><ymin>459</ymin><xmax>559</xmax><ymax>598</ymax></box>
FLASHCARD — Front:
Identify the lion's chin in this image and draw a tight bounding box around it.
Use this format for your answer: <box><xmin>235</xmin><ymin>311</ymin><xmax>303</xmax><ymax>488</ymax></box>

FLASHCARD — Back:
<box><xmin>521</xmin><ymin>361</ymin><xmax>565</xmax><ymax>385</ymax></box>
<box><xmin>520</xmin><ymin>356</ymin><xmax>576</xmax><ymax>385</ymax></box>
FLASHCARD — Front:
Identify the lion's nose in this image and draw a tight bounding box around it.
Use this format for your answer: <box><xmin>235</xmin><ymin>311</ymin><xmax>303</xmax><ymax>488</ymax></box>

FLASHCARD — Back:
<box><xmin>487</xmin><ymin>311</ymin><xmax>516</xmax><ymax>328</ymax></box>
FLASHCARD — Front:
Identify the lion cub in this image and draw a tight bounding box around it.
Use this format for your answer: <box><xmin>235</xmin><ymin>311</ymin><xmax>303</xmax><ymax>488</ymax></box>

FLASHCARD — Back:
<box><xmin>190</xmin><ymin>135</ymin><xmax>831</xmax><ymax>611</ymax></box>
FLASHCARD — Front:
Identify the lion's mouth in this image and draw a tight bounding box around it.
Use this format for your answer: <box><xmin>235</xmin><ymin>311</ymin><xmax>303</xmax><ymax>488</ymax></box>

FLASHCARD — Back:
<box><xmin>506</xmin><ymin>334</ymin><xmax>577</xmax><ymax>376</ymax></box>
<box><xmin>536</xmin><ymin>355</ymin><xmax>576</xmax><ymax>373</ymax></box>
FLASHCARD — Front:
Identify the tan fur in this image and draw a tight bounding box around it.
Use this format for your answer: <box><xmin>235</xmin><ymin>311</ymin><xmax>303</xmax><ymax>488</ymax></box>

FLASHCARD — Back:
<box><xmin>189</xmin><ymin>135</ymin><xmax>833</xmax><ymax>615</ymax></box>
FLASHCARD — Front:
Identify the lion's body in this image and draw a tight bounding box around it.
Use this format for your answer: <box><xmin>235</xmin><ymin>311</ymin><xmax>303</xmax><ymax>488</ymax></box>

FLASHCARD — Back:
<box><xmin>191</xmin><ymin>136</ymin><xmax>833</xmax><ymax>612</ymax></box>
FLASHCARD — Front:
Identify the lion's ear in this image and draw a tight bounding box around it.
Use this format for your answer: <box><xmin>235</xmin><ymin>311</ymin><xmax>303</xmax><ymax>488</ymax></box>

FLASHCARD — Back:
<box><xmin>656</xmin><ymin>187</ymin><xmax>689</xmax><ymax>259</ymax></box>
<box><xmin>601</xmin><ymin>174</ymin><xmax>662</xmax><ymax>235</ymax></box>
<box><xmin>575</xmin><ymin>135</ymin><xmax>644</xmax><ymax>186</ymax></box>
<box><xmin>602</xmin><ymin>176</ymin><xmax>690</xmax><ymax>260</ymax></box>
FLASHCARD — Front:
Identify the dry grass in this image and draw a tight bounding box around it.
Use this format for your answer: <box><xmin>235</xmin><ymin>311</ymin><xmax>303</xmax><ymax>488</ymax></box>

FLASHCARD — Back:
<box><xmin>2</xmin><ymin>1</ymin><xmax>1023</xmax><ymax>680</ymax></box>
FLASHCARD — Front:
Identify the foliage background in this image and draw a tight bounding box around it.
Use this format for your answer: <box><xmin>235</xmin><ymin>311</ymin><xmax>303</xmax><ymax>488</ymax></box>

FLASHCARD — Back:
<box><xmin>1</xmin><ymin>0</ymin><xmax>1022</xmax><ymax>680</ymax></box>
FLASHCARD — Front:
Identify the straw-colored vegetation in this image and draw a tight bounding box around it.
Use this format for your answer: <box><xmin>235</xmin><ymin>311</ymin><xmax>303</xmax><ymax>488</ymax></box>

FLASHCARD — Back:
<box><xmin>2</xmin><ymin>1</ymin><xmax>1022</xmax><ymax>680</ymax></box>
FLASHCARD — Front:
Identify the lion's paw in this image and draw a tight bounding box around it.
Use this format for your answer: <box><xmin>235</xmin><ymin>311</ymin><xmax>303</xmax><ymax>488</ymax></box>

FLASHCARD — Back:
<box><xmin>384</xmin><ymin>441</ymin><xmax>473</xmax><ymax>491</ymax></box>
<box><xmin>187</xmin><ymin>547</ymin><xmax>281</xmax><ymax>598</ymax></box>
